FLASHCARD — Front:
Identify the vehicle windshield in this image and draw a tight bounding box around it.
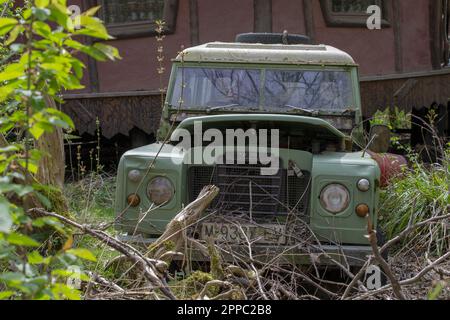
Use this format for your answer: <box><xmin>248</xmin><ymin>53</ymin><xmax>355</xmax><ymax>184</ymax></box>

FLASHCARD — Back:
<box><xmin>170</xmin><ymin>67</ymin><xmax>355</xmax><ymax>112</ymax></box>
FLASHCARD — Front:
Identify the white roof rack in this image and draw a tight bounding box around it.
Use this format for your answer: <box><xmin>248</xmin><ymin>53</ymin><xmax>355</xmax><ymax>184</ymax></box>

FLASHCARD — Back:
<box><xmin>175</xmin><ymin>42</ymin><xmax>356</xmax><ymax>66</ymax></box>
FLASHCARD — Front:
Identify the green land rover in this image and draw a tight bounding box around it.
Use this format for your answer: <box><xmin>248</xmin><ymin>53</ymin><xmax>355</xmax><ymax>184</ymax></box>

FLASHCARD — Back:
<box><xmin>114</xmin><ymin>34</ymin><xmax>399</xmax><ymax>267</ymax></box>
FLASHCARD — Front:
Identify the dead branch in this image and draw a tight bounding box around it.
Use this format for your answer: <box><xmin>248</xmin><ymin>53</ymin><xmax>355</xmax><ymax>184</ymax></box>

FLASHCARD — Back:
<box><xmin>367</xmin><ymin>216</ymin><xmax>406</xmax><ymax>300</ymax></box>
<box><xmin>87</xmin><ymin>272</ymin><xmax>125</xmax><ymax>293</ymax></box>
<box><xmin>198</xmin><ymin>280</ymin><xmax>232</xmax><ymax>300</ymax></box>
<box><xmin>29</xmin><ymin>208</ymin><xmax>176</xmax><ymax>300</ymax></box>
<box><xmin>150</xmin><ymin>185</ymin><xmax>219</xmax><ymax>259</ymax></box>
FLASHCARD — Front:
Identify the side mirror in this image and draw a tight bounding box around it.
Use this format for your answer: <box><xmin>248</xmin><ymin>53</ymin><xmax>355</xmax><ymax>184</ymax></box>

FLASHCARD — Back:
<box><xmin>368</xmin><ymin>125</ymin><xmax>390</xmax><ymax>153</ymax></box>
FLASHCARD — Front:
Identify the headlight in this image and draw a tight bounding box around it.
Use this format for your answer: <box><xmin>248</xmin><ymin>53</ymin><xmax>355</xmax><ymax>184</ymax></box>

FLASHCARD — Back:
<box><xmin>147</xmin><ymin>177</ymin><xmax>174</xmax><ymax>205</ymax></box>
<box><xmin>320</xmin><ymin>184</ymin><xmax>350</xmax><ymax>214</ymax></box>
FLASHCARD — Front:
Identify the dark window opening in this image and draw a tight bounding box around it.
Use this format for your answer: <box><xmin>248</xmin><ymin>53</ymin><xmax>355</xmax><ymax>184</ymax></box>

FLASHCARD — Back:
<box><xmin>97</xmin><ymin>0</ymin><xmax>179</xmax><ymax>38</ymax></box>
<box><xmin>320</xmin><ymin>0</ymin><xmax>391</xmax><ymax>28</ymax></box>
<box><xmin>103</xmin><ymin>0</ymin><xmax>165</xmax><ymax>25</ymax></box>
<box><xmin>330</xmin><ymin>0</ymin><xmax>382</xmax><ymax>13</ymax></box>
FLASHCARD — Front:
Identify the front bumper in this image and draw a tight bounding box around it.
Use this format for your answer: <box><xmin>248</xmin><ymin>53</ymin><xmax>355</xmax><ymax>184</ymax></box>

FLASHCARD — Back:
<box><xmin>118</xmin><ymin>234</ymin><xmax>372</xmax><ymax>267</ymax></box>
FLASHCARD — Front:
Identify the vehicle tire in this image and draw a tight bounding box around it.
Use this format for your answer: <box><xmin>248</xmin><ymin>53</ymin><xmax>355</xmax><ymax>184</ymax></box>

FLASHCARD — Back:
<box><xmin>235</xmin><ymin>33</ymin><xmax>311</xmax><ymax>45</ymax></box>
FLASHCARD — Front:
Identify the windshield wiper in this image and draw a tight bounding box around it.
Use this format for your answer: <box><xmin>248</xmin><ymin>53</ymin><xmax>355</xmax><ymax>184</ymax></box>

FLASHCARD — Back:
<box><xmin>284</xmin><ymin>105</ymin><xmax>318</xmax><ymax>115</ymax></box>
<box><xmin>206</xmin><ymin>104</ymin><xmax>240</xmax><ymax>112</ymax></box>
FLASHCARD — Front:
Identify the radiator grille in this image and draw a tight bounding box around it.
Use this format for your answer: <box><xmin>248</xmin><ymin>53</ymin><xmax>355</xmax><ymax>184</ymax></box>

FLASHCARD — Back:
<box><xmin>188</xmin><ymin>164</ymin><xmax>311</xmax><ymax>217</ymax></box>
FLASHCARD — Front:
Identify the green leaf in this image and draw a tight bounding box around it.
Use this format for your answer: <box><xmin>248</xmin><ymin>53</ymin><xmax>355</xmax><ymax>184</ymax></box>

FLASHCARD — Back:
<box><xmin>7</xmin><ymin>233</ymin><xmax>40</xmax><ymax>247</ymax></box>
<box><xmin>0</xmin><ymin>291</ymin><xmax>14</xmax><ymax>300</ymax></box>
<box><xmin>48</xmin><ymin>2</ymin><xmax>72</xmax><ymax>31</ymax></box>
<box><xmin>0</xmin><ymin>84</ymin><xmax>14</xmax><ymax>104</ymax></box>
<box><xmin>51</xmin><ymin>283</ymin><xmax>81</xmax><ymax>300</ymax></box>
<box><xmin>32</xmin><ymin>7</ymin><xmax>51</xmax><ymax>21</ymax></box>
<box><xmin>36</xmin><ymin>0</ymin><xmax>50</xmax><ymax>8</ymax></box>
<box><xmin>0</xmin><ymin>63</ymin><xmax>24</xmax><ymax>82</ymax></box>
<box><xmin>5</xmin><ymin>25</ymin><xmax>24</xmax><ymax>46</ymax></box>
<box><xmin>0</xmin><ymin>18</ymin><xmax>18</xmax><ymax>36</ymax></box>
<box><xmin>46</xmin><ymin>108</ymin><xmax>75</xmax><ymax>129</ymax></box>
<box><xmin>92</xmin><ymin>43</ymin><xmax>121</xmax><ymax>61</ymax></box>
<box><xmin>66</xmin><ymin>248</ymin><xmax>97</xmax><ymax>262</ymax></box>
<box><xmin>29</xmin><ymin>123</ymin><xmax>45</xmax><ymax>140</ymax></box>
<box><xmin>52</xmin><ymin>269</ymin><xmax>90</xmax><ymax>282</ymax></box>
<box><xmin>28</xmin><ymin>251</ymin><xmax>50</xmax><ymax>265</ymax></box>
<box><xmin>33</xmin><ymin>191</ymin><xmax>52</xmax><ymax>210</ymax></box>
<box><xmin>0</xmin><ymin>273</ymin><xmax>26</xmax><ymax>286</ymax></box>
<box><xmin>33</xmin><ymin>21</ymin><xmax>52</xmax><ymax>38</ymax></box>
<box><xmin>83</xmin><ymin>6</ymin><xmax>101</xmax><ymax>17</ymax></box>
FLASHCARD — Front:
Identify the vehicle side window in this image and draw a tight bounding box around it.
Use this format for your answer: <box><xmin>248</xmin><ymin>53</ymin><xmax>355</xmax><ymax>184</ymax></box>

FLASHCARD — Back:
<box><xmin>96</xmin><ymin>0</ymin><xmax>178</xmax><ymax>38</ymax></box>
<box><xmin>319</xmin><ymin>0</ymin><xmax>391</xmax><ymax>28</ymax></box>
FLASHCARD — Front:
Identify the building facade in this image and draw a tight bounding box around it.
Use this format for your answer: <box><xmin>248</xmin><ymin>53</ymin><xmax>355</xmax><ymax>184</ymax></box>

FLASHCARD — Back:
<box><xmin>62</xmin><ymin>0</ymin><xmax>450</xmax><ymax>143</ymax></box>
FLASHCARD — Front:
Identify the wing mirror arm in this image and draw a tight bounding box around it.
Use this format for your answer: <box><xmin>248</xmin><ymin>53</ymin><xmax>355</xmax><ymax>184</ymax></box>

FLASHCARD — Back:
<box><xmin>362</xmin><ymin>125</ymin><xmax>391</xmax><ymax>157</ymax></box>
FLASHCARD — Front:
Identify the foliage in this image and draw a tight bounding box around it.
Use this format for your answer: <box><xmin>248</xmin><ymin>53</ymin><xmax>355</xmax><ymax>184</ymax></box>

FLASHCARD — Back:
<box><xmin>371</xmin><ymin>106</ymin><xmax>411</xmax><ymax>130</ymax></box>
<box><xmin>0</xmin><ymin>0</ymin><xmax>120</xmax><ymax>299</ymax></box>
<box><xmin>379</xmin><ymin>144</ymin><xmax>450</xmax><ymax>255</ymax></box>
<box><xmin>64</xmin><ymin>172</ymin><xmax>116</xmax><ymax>223</ymax></box>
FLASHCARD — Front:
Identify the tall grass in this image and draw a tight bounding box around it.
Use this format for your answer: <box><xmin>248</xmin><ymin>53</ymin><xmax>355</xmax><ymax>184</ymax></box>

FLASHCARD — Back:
<box><xmin>379</xmin><ymin>145</ymin><xmax>450</xmax><ymax>255</ymax></box>
<box><xmin>64</xmin><ymin>172</ymin><xmax>116</xmax><ymax>223</ymax></box>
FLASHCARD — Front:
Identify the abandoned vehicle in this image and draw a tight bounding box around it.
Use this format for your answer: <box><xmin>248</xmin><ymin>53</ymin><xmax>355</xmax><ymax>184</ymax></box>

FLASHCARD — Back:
<box><xmin>114</xmin><ymin>34</ymin><xmax>406</xmax><ymax>266</ymax></box>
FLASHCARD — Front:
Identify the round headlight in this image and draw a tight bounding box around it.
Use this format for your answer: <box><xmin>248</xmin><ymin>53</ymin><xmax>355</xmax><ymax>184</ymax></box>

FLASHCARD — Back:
<box><xmin>357</xmin><ymin>179</ymin><xmax>370</xmax><ymax>192</ymax></box>
<box><xmin>320</xmin><ymin>184</ymin><xmax>350</xmax><ymax>214</ymax></box>
<box><xmin>147</xmin><ymin>177</ymin><xmax>174</xmax><ymax>205</ymax></box>
<box><xmin>128</xmin><ymin>170</ymin><xmax>142</xmax><ymax>182</ymax></box>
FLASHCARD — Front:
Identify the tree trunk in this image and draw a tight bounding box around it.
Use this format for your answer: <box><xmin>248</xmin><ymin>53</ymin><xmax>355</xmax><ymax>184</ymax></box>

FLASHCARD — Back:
<box><xmin>35</xmin><ymin>95</ymin><xmax>66</xmax><ymax>189</ymax></box>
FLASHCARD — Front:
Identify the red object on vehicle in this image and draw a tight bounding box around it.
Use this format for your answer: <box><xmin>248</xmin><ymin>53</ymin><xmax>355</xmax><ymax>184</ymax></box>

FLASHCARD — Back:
<box><xmin>368</xmin><ymin>152</ymin><xmax>408</xmax><ymax>187</ymax></box>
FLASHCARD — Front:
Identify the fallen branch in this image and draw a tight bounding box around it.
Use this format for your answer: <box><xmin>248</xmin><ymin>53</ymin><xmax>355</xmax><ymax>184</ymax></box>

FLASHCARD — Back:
<box><xmin>367</xmin><ymin>216</ymin><xmax>406</xmax><ymax>300</ymax></box>
<box><xmin>29</xmin><ymin>208</ymin><xmax>176</xmax><ymax>300</ymax></box>
<box><xmin>150</xmin><ymin>185</ymin><xmax>219</xmax><ymax>259</ymax></box>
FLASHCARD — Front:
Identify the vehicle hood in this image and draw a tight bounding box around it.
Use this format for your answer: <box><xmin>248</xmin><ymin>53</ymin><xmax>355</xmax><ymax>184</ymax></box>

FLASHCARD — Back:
<box><xmin>175</xmin><ymin>114</ymin><xmax>346</xmax><ymax>140</ymax></box>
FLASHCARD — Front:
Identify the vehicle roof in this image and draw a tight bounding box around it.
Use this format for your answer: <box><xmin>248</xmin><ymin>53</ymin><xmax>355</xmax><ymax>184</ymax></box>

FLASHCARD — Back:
<box><xmin>174</xmin><ymin>42</ymin><xmax>357</xmax><ymax>66</ymax></box>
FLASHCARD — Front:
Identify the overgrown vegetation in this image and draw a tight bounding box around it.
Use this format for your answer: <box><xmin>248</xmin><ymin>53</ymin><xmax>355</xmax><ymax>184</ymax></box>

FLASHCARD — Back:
<box><xmin>0</xmin><ymin>0</ymin><xmax>119</xmax><ymax>299</ymax></box>
<box><xmin>380</xmin><ymin>143</ymin><xmax>450</xmax><ymax>255</ymax></box>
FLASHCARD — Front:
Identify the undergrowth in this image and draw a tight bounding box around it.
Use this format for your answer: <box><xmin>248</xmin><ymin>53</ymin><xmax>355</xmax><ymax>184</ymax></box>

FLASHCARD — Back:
<box><xmin>379</xmin><ymin>144</ymin><xmax>450</xmax><ymax>256</ymax></box>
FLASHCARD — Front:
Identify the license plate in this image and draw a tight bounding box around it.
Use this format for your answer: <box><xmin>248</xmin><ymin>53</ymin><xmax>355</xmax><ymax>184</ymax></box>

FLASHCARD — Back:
<box><xmin>200</xmin><ymin>223</ymin><xmax>287</xmax><ymax>245</ymax></box>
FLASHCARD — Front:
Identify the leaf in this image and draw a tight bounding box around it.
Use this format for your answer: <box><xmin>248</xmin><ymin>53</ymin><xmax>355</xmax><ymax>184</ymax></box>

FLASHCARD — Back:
<box><xmin>83</xmin><ymin>6</ymin><xmax>101</xmax><ymax>17</ymax></box>
<box><xmin>0</xmin><ymin>273</ymin><xmax>26</xmax><ymax>286</ymax></box>
<box><xmin>27</xmin><ymin>251</ymin><xmax>47</xmax><ymax>265</ymax></box>
<box><xmin>5</xmin><ymin>25</ymin><xmax>23</xmax><ymax>46</ymax></box>
<box><xmin>0</xmin><ymin>291</ymin><xmax>14</xmax><ymax>300</ymax></box>
<box><xmin>7</xmin><ymin>233</ymin><xmax>40</xmax><ymax>247</ymax></box>
<box><xmin>33</xmin><ymin>191</ymin><xmax>52</xmax><ymax>210</ymax></box>
<box><xmin>32</xmin><ymin>21</ymin><xmax>52</xmax><ymax>38</ymax></box>
<box><xmin>29</xmin><ymin>123</ymin><xmax>45</xmax><ymax>140</ymax></box>
<box><xmin>0</xmin><ymin>84</ymin><xmax>14</xmax><ymax>103</ymax></box>
<box><xmin>0</xmin><ymin>63</ymin><xmax>24</xmax><ymax>82</ymax></box>
<box><xmin>93</xmin><ymin>43</ymin><xmax>121</xmax><ymax>61</ymax></box>
<box><xmin>36</xmin><ymin>0</ymin><xmax>50</xmax><ymax>8</ymax></box>
<box><xmin>32</xmin><ymin>7</ymin><xmax>51</xmax><ymax>21</ymax></box>
<box><xmin>0</xmin><ymin>18</ymin><xmax>18</xmax><ymax>36</ymax></box>
<box><xmin>51</xmin><ymin>283</ymin><xmax>81</xmax><ymax>300</ymax></box>
<box><xmin>66</xmin><ymin>248</ymin><xmax>97</xmax><ymax>262</ymax></box>
<box><xmin>62</xmin><ymin>235</ymin><xmax>73</xmax><ymax>251</ymax></box>
<box><xmin>46</xmin><ymin>108</ymin><xmax>75</xmax><ymax>129</ymax></box>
